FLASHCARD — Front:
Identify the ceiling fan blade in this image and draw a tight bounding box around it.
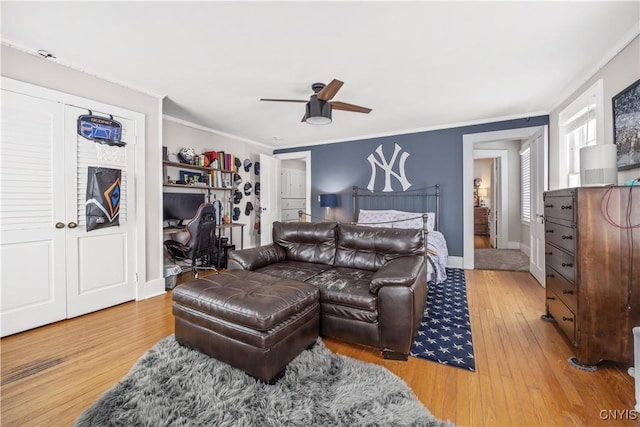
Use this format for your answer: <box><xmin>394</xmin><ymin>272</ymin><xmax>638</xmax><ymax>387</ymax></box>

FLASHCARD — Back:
<box><xmin>317</xmin><ymin>79</ymin><xmax>344</xmax><ymax>101</ymax></box>
<box><xmin>330</xmin><ymin>101</ymin><xmax>372</xmax><ymax>114</ymax></box>
<box><xmin>260</xmin><ymin>98</ymin><xmax>308</xmax><ymax>103</ymax></box>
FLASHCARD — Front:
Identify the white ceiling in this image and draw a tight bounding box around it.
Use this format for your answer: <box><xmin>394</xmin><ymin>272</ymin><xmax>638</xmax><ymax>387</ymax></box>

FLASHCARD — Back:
<box><xmin>2</xmin><ymin>1</ymin><xmax>639</xmax><ymax>149</ymax></box>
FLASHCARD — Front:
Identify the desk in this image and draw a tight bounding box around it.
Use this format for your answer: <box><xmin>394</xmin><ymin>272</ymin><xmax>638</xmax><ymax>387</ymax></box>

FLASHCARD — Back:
<box><xmin>163</xmin><ymin>222</ymin><xmax>246</xmax><ymax>249</ymax></box>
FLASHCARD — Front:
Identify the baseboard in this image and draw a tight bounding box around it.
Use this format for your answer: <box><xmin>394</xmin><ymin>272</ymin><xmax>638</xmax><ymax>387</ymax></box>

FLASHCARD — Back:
<box><xmin>520</xmin><ymin>243</ymin><xmax>531</xmax><ymax>257</ymax></box>
<box><xmin>138</xmin><ymin>278</ymin><xmax>166</xmax><ymax>300</ymax></box>
<box><xmin>447</xmin><ymin>256</ymin><xmax>464</xmax><ymax>269</ymax></box>
<box><xmin>507</xmin><ymin>241</ymin><xmax>522</xmax><ymax>249</ymax></box>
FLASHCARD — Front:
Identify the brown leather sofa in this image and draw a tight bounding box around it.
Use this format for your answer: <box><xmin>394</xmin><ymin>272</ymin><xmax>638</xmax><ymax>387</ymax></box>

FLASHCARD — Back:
<box><xmin>227</xmin><ymin>221</ymin><xmax>428</xmax><ymax>360</ymax></box>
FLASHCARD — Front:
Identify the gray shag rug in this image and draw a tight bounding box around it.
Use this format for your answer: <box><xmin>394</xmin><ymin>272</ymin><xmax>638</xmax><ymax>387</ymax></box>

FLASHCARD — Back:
<box><xmin>76</xmin><ymin>335</ymin><xmax>452</xmax><ymax>427</ymax></box>
<box><xmin>474</xmin><ymin>249</ymin><xmax>529</xmax><ymax>271</ymax></box>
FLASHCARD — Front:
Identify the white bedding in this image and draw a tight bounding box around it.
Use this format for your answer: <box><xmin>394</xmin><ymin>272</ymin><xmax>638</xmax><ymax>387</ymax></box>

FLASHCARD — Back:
<box><xmin>357</xmin><ymin>209</ymin><xmax>449</xmax><ymax>283</ymax></box>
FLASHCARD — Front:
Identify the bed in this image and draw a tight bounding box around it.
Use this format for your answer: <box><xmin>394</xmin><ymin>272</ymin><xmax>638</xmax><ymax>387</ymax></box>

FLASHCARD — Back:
<box><xmin>351</xmin><ymin>185</ymin><xmax>449</xmax><ymax>283</ymax></box>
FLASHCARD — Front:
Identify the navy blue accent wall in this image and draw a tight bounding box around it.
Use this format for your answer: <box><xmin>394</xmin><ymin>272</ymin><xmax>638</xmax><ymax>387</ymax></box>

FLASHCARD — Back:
<box><xmin>275</xmin><ymin>116</ymin><xmax>549</xmax><ymax>256</ymax></box>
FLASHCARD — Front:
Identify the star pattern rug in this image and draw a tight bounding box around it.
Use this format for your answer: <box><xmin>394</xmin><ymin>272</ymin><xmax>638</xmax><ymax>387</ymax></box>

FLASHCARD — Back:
<box><xmin>410</xmin><ymin>268</ymin><xmax>475</xmax><ymax>371</ymax></box>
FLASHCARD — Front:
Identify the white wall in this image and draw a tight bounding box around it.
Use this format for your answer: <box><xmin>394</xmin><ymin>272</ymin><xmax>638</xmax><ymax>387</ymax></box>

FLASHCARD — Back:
<box><xmin>550</xmin><ymin>35</ymin><xmax>640</xmax><ymax>189</ymax></box>
<box><xmin>1</xmin><ymin>44</ymin><xmax>165</xmax><ymax>295</ymax></box>
<box><xmin>162</xmin><ymin>117</ymin><xmax>272</xmax><ymax>248</ymax></box>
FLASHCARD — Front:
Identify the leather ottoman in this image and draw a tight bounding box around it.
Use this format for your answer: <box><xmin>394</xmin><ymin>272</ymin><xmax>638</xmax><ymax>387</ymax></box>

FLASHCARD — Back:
<box><xmin>172</xmin><ymin>270</ymin><xmax>320</xmax><ymax>382</ymax></box>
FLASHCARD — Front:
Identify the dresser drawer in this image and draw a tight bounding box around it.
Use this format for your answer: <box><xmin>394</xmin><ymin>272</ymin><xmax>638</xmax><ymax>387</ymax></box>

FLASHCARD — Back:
<box><xmin>545</xmin><ymin>221</ymin><xmax>575</xmax><ymax>254</ymax></box>
<box><xmin>546</xmin><ymin>265</ymin><xmax>577</xmax><ymax>312</ymax></box>
<box><xmin>543</xmin><ymin>195</ymin><xmax>575</xmax><ymax>222</ymax></box>
<box><xmin>545</xmin><ymin>245</ymin><xmax>575</xmax><ymax>282</ymax></box>
<box><xmin>547</xmin><ymin>293</ymin><xmax>577</xmax><ymax>346</ymax></box>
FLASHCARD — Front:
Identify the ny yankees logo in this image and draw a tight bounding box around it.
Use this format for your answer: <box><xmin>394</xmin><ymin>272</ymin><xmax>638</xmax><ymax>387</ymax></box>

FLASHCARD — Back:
<box><xmin>366</xmin><ymin>143</ymin><xmax>412</xmax><ymax>192</ymax></box>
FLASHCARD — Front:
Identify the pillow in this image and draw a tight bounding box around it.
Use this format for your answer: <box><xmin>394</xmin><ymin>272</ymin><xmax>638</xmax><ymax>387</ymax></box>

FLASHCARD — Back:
<box><xmin>357</xmin><ymin>209</ymin><xmax>396</xmax><ymax>228</ymax></box>
<box><xmin>391</xmin><ymin>210</ymin><xmax>435</xmax><ymax>232</ymax></box>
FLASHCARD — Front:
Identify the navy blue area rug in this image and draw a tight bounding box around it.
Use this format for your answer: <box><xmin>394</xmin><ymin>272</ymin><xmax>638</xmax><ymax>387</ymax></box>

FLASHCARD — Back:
<box><xmin>410</xmin><ymin>268</ymin><xmax>475</xmax><ymax>371</ymax></box>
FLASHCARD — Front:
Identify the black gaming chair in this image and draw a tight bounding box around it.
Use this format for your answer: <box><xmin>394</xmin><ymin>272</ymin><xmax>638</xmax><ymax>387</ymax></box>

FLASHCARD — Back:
<box><xmin>164</xmin><ymin>203</ymin><xmax>220</xmax><ymax>278</ymax></box>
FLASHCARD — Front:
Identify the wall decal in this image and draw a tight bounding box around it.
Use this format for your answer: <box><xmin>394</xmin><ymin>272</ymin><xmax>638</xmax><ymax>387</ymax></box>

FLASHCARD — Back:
<box><xmin>366</xmin><ymin>143</ymin><xmax>412</xmax><ymax>192</ymax></box>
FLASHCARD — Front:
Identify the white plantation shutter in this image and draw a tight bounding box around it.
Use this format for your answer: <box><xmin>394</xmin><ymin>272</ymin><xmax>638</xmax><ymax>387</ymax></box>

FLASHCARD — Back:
<box><xmin>520</xmin><ymin>146</ymin><xmax>531</xmax><ymax>223</ymax></box>
<box><xmin>0</xmin><ymin>104</ymin><xmax>56</xmax><ymax>231</ymax></box>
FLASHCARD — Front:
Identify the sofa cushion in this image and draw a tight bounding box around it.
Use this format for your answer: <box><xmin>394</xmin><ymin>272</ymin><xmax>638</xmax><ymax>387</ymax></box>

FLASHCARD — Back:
<box><xmin>334</xmin><ymin>224</ymin><xmax>424</xmax><ymax>271</ymax></box>
<box><xmin>255</xmin><ymin>260</ymin><xmax>333</xmax><ymax>283</ymax></box>
<box><xmin>273</xmin><ymin>221</ymin><xmax>338</xmax><ymax>265</ymax></box>
<box><xmin>306</xmin><ymin>267</ymin><xmax>377</xmax><ymax>312</ymax></box>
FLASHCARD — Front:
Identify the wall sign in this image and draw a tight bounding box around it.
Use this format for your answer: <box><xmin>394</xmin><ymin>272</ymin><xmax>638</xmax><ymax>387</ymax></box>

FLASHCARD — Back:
<box><xmin>366</xmin><ymin>143</ymin><xmax>412</xmax><ymax>192</ymax></box>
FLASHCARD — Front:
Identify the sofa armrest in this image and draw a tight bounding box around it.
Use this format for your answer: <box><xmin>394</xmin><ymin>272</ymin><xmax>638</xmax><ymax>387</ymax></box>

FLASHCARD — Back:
<box><xmin>369</xmin><ymin>255</ymin><xmax>424</xmax><ymax>294</ymax></box>
<box><xmin>227</xmin><ymin>244</ymin><xmax>286</xmax><ymax>271</ymax></box>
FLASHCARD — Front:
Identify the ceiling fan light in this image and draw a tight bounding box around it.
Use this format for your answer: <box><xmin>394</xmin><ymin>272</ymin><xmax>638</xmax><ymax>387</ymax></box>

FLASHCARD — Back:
<box><xmin>305</xmin><ymin>96</ymin><xmax>332</xmax><ymax>125</ymax></box>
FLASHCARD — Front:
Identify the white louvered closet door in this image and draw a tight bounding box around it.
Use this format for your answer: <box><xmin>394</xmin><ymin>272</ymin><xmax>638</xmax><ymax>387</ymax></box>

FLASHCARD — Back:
<box><xmin>1</xmin><ymin>90</ymin><xmax>67</xmax><ymax>336</ymax></box>
<box><xmin>0</xmin><ymin>94</ymin><xmax>137</xmax><ymax>337</ymax></box>
<box><xmin>64</xmin><ymin>105</ymin><xmax>136</xmax><ymax>318</ymax></box>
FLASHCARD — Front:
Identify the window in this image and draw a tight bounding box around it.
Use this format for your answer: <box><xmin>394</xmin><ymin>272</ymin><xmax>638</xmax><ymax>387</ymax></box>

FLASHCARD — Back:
<box><xmin>558</xmin><ymin>80</ymin><xmax>604</xmax><ymax>188</ymax></box>
<box><xmin>520</xmin><ymin>145</ymin><xmax>531</xmax><ymax>223</ymax></box>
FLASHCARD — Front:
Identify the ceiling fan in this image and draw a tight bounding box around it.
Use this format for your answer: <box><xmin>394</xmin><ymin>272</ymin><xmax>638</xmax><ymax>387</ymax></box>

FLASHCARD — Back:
<box><xmin>260</xmin><ymin>79</ymin><xmax>372</xmax><ymax>125</ymax></box>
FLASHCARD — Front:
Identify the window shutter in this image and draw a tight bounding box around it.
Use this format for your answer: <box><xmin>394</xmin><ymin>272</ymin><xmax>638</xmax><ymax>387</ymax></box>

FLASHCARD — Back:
<box><xmin>521</xmin><ymin>147</ymin><xmax>531</xmax><ymax>223</ymax></box>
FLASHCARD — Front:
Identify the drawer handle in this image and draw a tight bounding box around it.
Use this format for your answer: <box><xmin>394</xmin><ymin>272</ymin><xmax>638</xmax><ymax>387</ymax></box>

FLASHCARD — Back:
<box><xmin>546</xmin><ymin>273</ymin><xmax>555</xmax><ymax>278</ymax></box>
<box><xmin>546</xmin><ymin>229</ymin><xmax>554</xmax><ymax>233</ymax></box>
<box><xmin>562</xmin><ymin>316</ymin><xmax>574</xmax><ymax>322</ymax></box>
<box><xmin>546</xmin><ymin>296</ymin><xmax>556</xmax><ymax>300</ymax></box>
<box><xmin>562</xmin><ymin>263</ymin><xmax>573</xmax><ymax>268</ymax></box>
<box><xmin>562</xmin><ymin>289</ymin><xmax>574</xmax><ymax>295</ymax></box>
<box><xmin>561</xmin><ymin>235</ymin><xmax>573</xmax><ymax>240</ymax></box>
<box><xmin>561</xmin><ymin>205</ymin><xmax>573</xmax><ymax>210</ymax></box>
<box><xmin>544</xmin><ymin>204</ymin><xmax>554</xmax><ymax>208</ymax></box>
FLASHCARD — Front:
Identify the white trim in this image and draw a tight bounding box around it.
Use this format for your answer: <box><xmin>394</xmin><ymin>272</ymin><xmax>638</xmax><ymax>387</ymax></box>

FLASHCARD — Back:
<box><xmin>274</xmin><ymin>111</ymin><xmax>548</xmax><ymax>150</ymax></box>
<box><xmin>474</xmin><ymin>149</ymin><xmax>509</xmax><ymax>250</ymax></box>
<box><xmin>463</xmin><ymin>126</ymin><xmax>544</xmax><ymax>270</ymax></box>
<box><xmin>1</xmin><ymin>39</ymin><xmax>166</xmax><ymax>100</ymax></box>
<box><xmin>163</xmin><ymin>115</ymin><xmax>272</xmax><ymax>150</ymax></box>
<box><xmin>520</xmin><ymin>242</ymin><xmax>531</xmax><ymax>257</ymax></box>
<box><xmin>275</xmin><ymin>151</ymin><xmax>312</xmax><ymax>222</ymax></box>
<box><xmin>140</xmin><ymin>278</ymin><xmax>166</xmax><ymax>300</ymax></box>
<box><xmin>446</xmin><ymin>256</ymin><xmax>464</xmax><ymax>269</ymax></box>
<box><xmin>2</xmin><ymin>76</ymin><xmax>148</xmax><ymax>303</ymax></box>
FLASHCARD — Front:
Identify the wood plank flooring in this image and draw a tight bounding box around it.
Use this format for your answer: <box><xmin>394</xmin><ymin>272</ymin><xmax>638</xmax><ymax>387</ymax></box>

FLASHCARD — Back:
<box><xmin>2</xmin><ymin>270</ymin><xmax>637</xmax><ymax>426</ymax></box>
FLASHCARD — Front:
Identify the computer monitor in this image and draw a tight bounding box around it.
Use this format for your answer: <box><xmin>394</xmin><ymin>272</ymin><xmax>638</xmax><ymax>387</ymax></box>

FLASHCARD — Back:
<box><xmin>163</xmin><ymin>193</ymin><xmax>205</xmax><ymax>226</ymax></box>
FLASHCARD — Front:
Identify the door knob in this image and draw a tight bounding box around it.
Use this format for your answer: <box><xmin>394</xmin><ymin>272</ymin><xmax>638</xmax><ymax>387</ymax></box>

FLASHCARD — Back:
<box><xmin>68</xmin><ymin>222</ymin><xmax>78</xmax><ymax>229</ymax></box>
<box><xmin>55</xmin><ymin>222</ymin><xmax>65</xmax><ymax>229</ymax></box>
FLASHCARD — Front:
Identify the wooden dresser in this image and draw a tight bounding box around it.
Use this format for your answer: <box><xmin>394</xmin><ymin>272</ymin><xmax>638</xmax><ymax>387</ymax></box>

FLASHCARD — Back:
<box><xmin>543</xmin><ymin>186</ymin><xmax>640</xmax><ymax>367</ymax></box>
<box><xmin>474</xmin><ymin>207</ymin><xmax>489</xmax><ymax>235</ymax></box>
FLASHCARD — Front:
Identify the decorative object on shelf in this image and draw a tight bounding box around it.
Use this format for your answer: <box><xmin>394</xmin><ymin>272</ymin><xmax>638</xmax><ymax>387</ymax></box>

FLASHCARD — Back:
<box><xmin>613</xmin><ymin>79</ymin><xmax>640</xmax><ymax>170</ymax></box>
<box><xmin>178</xmin><ymin>147</ymin><xmax>196</xmax><ymax>164</ymax></box>
<box><xmin>179</xmin><ymin>170</ymin><xmax>204</xmax><ymax>185</ymax></box>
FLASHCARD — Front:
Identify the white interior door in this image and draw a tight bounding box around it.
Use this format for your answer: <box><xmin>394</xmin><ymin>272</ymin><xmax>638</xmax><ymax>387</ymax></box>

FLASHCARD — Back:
<box><xmin>489</xmin><ymin>158</ymin><xmax>500</xmax><ymax>248</ymax></box>
<box><xmin>64</xmin><ymin>106</ymin><xmax>136</xmax><ymax>317</ymax></box>
<box><xmin>529</xmin><ymin>127</ymin><xmax>548</xmax><ymax>286</ymax></box>
<box><xmin>259</xmin><ymin>153</ymin><xmax>281</xmax><ymax>246</ymax></box>
<box><xmin>1</xmin><ymin>90</ymin><xmax>67</xmax><ymax>336</ymax></box>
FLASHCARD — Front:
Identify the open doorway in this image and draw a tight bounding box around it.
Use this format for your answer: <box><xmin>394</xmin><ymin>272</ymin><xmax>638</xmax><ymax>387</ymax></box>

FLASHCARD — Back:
<box><xmin>462</xmin><ymin>126</ymin><xmax>546</xmax><ymax>272</ymax></box>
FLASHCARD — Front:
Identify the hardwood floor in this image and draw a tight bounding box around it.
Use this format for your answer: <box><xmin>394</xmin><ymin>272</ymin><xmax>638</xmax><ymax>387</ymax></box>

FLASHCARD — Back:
<box><xmin>2</xmin><ymin>270</ymin><xmax>637</xmax><ymax>426</ymax></box>
<box><xmin>474</xmin><ymin>234</ymin><xmax>492</xmax><ymax>249</ymax></box>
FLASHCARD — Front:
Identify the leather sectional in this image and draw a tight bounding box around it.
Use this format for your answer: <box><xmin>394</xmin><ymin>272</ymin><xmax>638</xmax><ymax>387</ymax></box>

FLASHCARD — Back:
<box><xmin>228</xmin><ymin>221</ymin><xmax>428</xmax><ymax>359</ymax></box>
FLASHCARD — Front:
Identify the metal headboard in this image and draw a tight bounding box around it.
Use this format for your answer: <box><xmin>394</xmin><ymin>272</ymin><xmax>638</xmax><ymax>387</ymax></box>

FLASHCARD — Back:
<box><xmin>351</xmin><ymin>184</ymin><xmax>441</xmax><ymax>231</ymax></box>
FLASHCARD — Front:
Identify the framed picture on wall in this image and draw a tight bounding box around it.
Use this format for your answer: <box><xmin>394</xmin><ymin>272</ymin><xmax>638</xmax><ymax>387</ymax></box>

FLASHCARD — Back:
<box><xmin>613</xmin><ymin>79</ymin><xmax>640</xmax><ymax>170</ymax></box>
